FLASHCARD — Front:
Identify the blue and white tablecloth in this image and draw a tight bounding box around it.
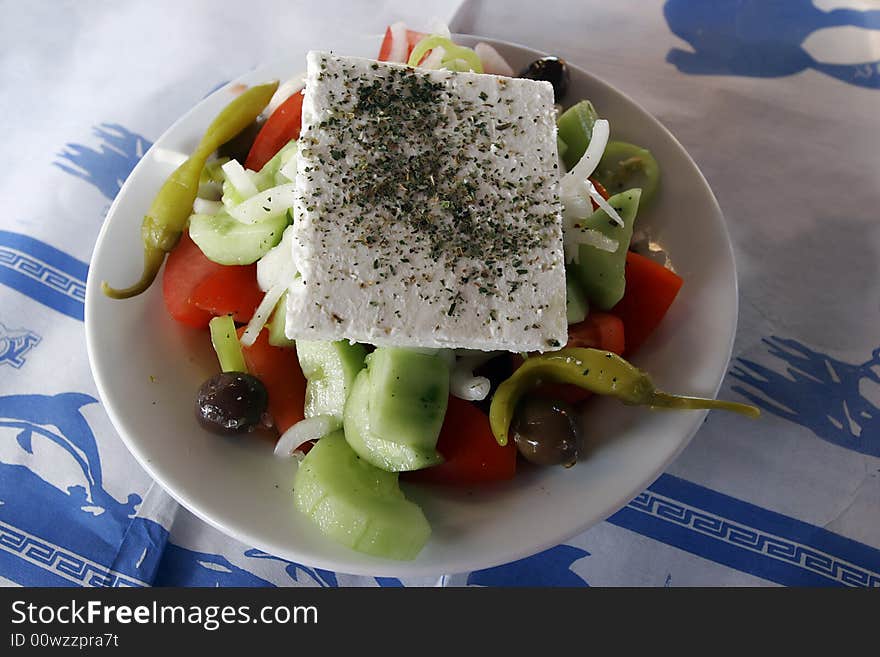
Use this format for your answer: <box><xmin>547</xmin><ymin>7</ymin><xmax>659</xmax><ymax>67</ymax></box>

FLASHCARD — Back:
<box><xmin>1</xmin><ymin>0</ymin><xmax>878</xmax><ymax>587</ymax></box>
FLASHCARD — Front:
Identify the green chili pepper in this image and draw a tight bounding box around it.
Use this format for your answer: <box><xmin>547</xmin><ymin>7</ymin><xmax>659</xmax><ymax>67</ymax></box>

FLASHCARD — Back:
<box><xmin>102</xmin><ymin>81</ymin><xmax>279</xmax><ymax>299</ymax></box>
<box><xmin>489</xmin><ymin>348</ymin><xmax>760</xmax><ymax>446</ymax></box>
<box><xmin>407</xmin><ymin>35</ymin><xmax>484</xmax><ymax>73</ymax></box>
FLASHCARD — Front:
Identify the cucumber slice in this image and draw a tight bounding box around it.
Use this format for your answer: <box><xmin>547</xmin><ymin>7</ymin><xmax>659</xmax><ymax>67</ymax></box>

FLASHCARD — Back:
<box><xmin>189</xmin><ymin>210</ymin><xmax>289</xmax><ymax>265</ymax></box>
<box><xmin>252</xmin><ymin>139</ymin><xmax>298</xmax><ymax>189</ymax></box>
<box><xmin>592</xmin><ymin>141</ymin><xmax>660</xmax><ymax>207</ymax></box>
<box><xmin>297</xmin><ymin>339</ymin><xmax>367</xmax><ymax>420</ymax></box>
<box><xmin>221</xmin><ymin>179</ymin><xmax>248</xmax><ymax>211</ymax></box>
<box><xmin>293</xmin><ymin>431</ymin><xmax>431</xmax><ymax>560</ymax></box>
<box><xmin>565</xmin><ymin>274</ymin><xmax>589</xmax><ymax>325</ymax></box>
<box><xmin>571</xmin><ymin>189</ymin><xmax>641</xmax><ymax>310</ymax></box>
<box><xmin>219</xmin><ymin>141</ymin><xmax>297</xmax><ymax>210</ymax></box>
<box><xmin>557</xmin><ymin>100</ymin><xmax>599</xmax><ymax>171</ymax></box>
<box><xmin>257</xmin><ymin>224</ymin><xmax>297</xmax><ymax>291</ymax></box>
<box><xmin>344</xmin><ymin>370</ymin><xmax>443</xmax><ymax>472</ymax></box>
<box><xmin>366</xmin><ymin>348</ymin><xmax>449</xmax><ymax>450</ymax></box>
<box><xmin>267</xmin><ymin>292</ymin><xmax>294</xmax><ymax>348</ymax></box>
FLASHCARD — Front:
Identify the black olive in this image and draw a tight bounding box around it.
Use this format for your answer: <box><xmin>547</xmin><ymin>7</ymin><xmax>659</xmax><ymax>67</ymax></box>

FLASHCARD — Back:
<box><xmin>519</xmin><ymin>57</ymin><xmax>570</xmax><ymax>101</ymax></box>
<box><xmin>196</xmin><ymin>372</ymin><xmax>268</xmax><ymax>435</ymax></box>
<box><xmin>511</xmin><ymin>396</ymin><xmax>581</xmax><ymax>467</ymax></box>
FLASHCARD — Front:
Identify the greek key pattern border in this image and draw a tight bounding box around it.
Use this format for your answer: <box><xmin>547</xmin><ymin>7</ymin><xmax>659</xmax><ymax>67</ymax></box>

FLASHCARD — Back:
<box><xmin>0</xmin><ymin>519</ymin><xmax>148</xmax><ymax>588</ymax></box>
<box><xmin>627</xmin><ymin>490</ymin><xmax>880</xmax><ymax>587</ymax></box>
<box><xmin>0</xmin><ymin>246</ymin><xmax>87</xmax><ymax>303</ymax></box>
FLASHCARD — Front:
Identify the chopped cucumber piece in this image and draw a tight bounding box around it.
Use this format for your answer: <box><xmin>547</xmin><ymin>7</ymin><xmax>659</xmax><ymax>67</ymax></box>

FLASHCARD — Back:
<box><xmin>257</xmin><ymin>224</ymin><xmax>297</xmax><ymax>291</ymax></box>
<box><xmin>189</xmin><ymin>210</ymin><xmax>289</xmax><ymax>265</ymax></box>
<box><xmin>557</xmin><ymin>100</ymin><xmax>599</xmax><ymax>171</ymax></box>
<box><xmin>297</xmin><ymin>339</ymin><xmax>367</xmax><ymax>420</ymax></box>
<box><xmin>267</xmin><ymin>292</ymin><xmax>294</xmax><ymax>348</ymax></box>
<box><xmin>566</xmin><ymin>274</ymin><xmax>589</xmax><ymax>325</ymax></box>
<box><xmin>222</xmin><ymin>159</ymin><xmax>258</xmax><ymax>198</ymax></box>
<box><xmin>571</xmin><ymin>189</ymin><xmax>641</xmax><ymax>310</ymax></box>
<box><xmin>344</xmin><ymin>370</ymin><xmax>443</xmax><ymax>472</ymax></box>
<box><xmin>252</xmin><ymin>139</ymin><xmax>298</xmax><ymax>190</ymax></box>
<box><xmin>220</xmin><ymin>178</ymin><xmax>248</xmax><ymax>211</ymax></box>
<box><xmin>218</xmin><ymin>141</ymin><xmax>298</xmax><ymax>211</ymax></box>
<box><xmin>593</xmin><ymin>141</ymin><xmax>660</xmax><ymax>207</ymax></box>
<box><xmin>209</xmin><ymin>315</ymin><xmax>247</xmax><ymax>373</ymax></box>
<box><xmin>293</xmin><ymin>431</ymin><xmax>431</xmax><ymax>560</ymax></box>
<box><xmin>366</xmin><ymin>348</ymin><xmax>449</xmax><ymax>451</ymax></box>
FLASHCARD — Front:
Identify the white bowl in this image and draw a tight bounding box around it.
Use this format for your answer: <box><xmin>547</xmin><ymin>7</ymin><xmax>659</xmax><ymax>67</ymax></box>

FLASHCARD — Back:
<box><xmin>86</xmin><ymin>35</ymin><xmax>737</xmax><ymax>578</ymax></box>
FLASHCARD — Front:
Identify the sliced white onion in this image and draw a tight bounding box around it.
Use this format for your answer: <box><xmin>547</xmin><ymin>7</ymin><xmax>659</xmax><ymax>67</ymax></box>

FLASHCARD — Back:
<box><xmin>420</xmin><ymin>46</ymin><xmax>446</xmax><ymax>70</ymax></box>
<box><xmin>561</xmin><ymin>118</ymin><xmax>609</xmax><ymax>196</ymax></box>
<box><xmin>579</xmin><ymin>229</ymin><xmax>618</xmax><ymax>252</ymax></box>
<box><xmin>427</xmin><ymin>19</ymin><xmax>452</xmax><ymax>39</ymax></box>
<box><xmin>241</xmin><ymin>282</ymin><xmax>286</xmax><ymax>347</ymax></box>
<box><xmin>388</xmin><ymin>21</ymin><xmax>409</xmax><ymax>63</ymax></box>
<box><xmin>193</xmin><ymin>198</ymin><xmax>223</xmax><ymax>215</ymax></box>
<box><xmin>257</xmin><ymin>224</ymin><xmax>297</xmax><ymax>291</ymax></box>
<box><xmin>475</xmin><ymin>42</ymin><xmax>514</xmax><ymax>77</ymax></box>
<box><xmin>152</xmin><ymin>147</ymin><xmax>189</xmax><ymax>168</ymax></box>
<box><xmin>274</xmin><ymin>415</ymin><xmax>341</xmax><ymax>458</ymax></box>
<box><xmin>451</xmin><ymin>372</ymin><xmax>491</xmax><ymax>401</ymax></box>
<box><xmin>586</xmin><ymin>180</ymin><xmax>624</xmax><ymax>227</ymax></box>
<box><xmin>450</xmin><ymin>352</ymin><xmax>499</xmax><ymax>401</ymax></box>
<box><xmin>221</xmin><ymin>159</ymin><xmax>259</xmax><ymax>198</ymax></box>
<box><xmin>565</xmin><ymin>228</ymin><xmax>619</xmax><ymax>265</ymax></box>
<box><xmin>561</xmin><ymin>190</ymin><xmax>593</xmax><ymax>222</ymax></box>
<box><xmin>266</xmin><ymin>73</ymin><xmax>306</xmax><ymax>116</ymax></box>
<box><xmin>228</xmin><ymin>183</ymin><xmax>296</xmax><ymax>224</ymax></box>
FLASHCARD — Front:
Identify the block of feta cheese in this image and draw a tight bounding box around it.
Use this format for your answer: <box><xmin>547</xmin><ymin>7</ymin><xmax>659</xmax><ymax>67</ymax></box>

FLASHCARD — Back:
<box><xmin>285</xmin><ymin>51</ymin><xmax>567</xmax><ymax>352</ymax></box>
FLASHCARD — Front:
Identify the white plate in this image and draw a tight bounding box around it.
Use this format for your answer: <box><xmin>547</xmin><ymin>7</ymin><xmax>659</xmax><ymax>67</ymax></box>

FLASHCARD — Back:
<box><xmin>86</xmin><ymin>35</ymin><xmax>737</xmax><ymax>578</ymax></box>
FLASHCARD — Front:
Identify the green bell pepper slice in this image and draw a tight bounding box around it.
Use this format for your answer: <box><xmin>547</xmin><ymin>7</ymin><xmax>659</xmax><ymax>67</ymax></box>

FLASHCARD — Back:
<box><xmin>592</xmin><ymin>141</ymin><xmax>661</xmax><ymax>208</ymax></box>
<box><xmin>570</xmin><ymin>188</ymin><xmax>640</xmax><ymax>310</ymax></box>
<box><xmin>557</xmin><ymin>100</ymin><xmax>599</xmax><ymax>171</ymax></box>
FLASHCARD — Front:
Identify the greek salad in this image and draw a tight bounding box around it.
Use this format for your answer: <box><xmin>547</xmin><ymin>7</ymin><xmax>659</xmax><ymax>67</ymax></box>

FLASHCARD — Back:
<box><xmin>103</xmin><ymin>24</ymin><xmax>758</xmax><ymax>561</ymax></box>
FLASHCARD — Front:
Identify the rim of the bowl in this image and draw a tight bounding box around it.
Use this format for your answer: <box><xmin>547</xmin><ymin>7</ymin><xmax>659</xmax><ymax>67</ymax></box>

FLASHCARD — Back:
<box><xmin>85</xmin><ymin>34</ymin><xmax>738</xmax><ymax>578</ymax></box>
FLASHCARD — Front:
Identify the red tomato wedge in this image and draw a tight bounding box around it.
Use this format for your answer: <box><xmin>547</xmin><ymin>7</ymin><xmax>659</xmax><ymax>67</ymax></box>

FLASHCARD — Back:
<box><xmin>190</xmin><ymin>265</ymin><xmax>263</xmax><ymax>324</ymax></box>
<box><xmin>162</xmin><ymin>232</ymin><xmax>265</xmax><ymax>328</ymax></box>
<box><xmin>405</xmin><ymin>396</ymin><xmax>516</xmax><ymax>485</ymax></box>
<box><xmin>516</xmin><ymin>312</ymin><xmax>626</xmax><ymax>405</ymax></box>
<box><xmin>237</xmin><ymin>327</ymin><xmax>307</xmax><ymax>434</ymax></box>
<box><xmin>244</xmin><ymin>91</ymin><xmax>305</xmax><ymax>171</ymax></box>
<box><xmin>566</xmin><ymin>312</ymin><xmax>625</xmax><ymax>355</ymax></box>
<box><xmin>377</xmin><ymin>26</ymin><xmax>427</xmax><ymax>62</ymax></box>
<box><xmin>162</xmin><ymin>232</ymin><xmax>224</xmax><ymax>328</ymax></box>
<box><xmin>610</xmin><ymin>251</ymin><xmax>683</xmax><ymax>356</ymax></box>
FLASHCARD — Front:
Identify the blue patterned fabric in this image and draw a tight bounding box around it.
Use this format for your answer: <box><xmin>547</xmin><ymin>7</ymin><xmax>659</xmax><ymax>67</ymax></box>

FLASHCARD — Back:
<box><xmin>1</xmin><ymin>0</ymin><xmax>877</xmax><ymax>587</ymax></box>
